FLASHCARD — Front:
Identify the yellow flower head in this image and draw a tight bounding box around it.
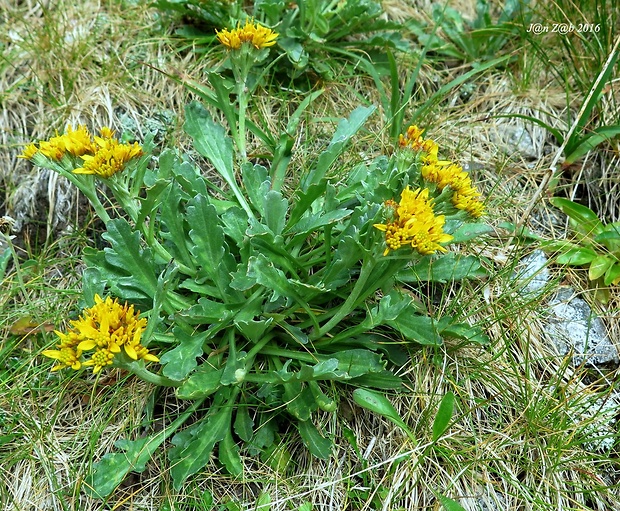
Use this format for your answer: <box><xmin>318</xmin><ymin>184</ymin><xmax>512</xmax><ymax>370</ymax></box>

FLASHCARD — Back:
<box><xmin>18</xmin><ymin>143</ymin><xmax>39</xmax><ymax>160</ymax></box>
<box><xmin>42</xmin><ymin>334</ymin><xmax>83</xmax><ymax>371</ymax></box>
<box><xmin>99</xmin><ymin>126</ymin><xmax>115</xmax><ymax>139</ymax></box>
<box><xmin>399</xmin><ymin>123</ymin><xmax>485</xmax><ymax>218</ymax></box>
<box><xmin>42</xmin><ymin>294</ymin><xmax>157</xmax><ymax>373</ymax></box>
<box><xmin>452</xmin><ymin>189</ymin><xmax>485</xmax><ymax>218</ymax></box>
<box><xmin>422</xmin><ymin>162</ymin><xmax>469</xmax><ymax>191</ymax></box>
<box><xmin>19</xmin><ymin>125</ymin><xmax>143</xmax><ymax>179</ymax></box>
<box><xmin>374</xmin><ymin>186</ymin><xmax>453</xmax><ymax>256</ymax></box>
<box><xmin>398</xmin><ymin>125</ymin><xmax>425</xmax><ymax>149</ymax></box>
<box><xmin>421</xmin><ymin>162</ymin><xmax>485</xmax><ymax>217</ymax></box>
<box><xmin>63</xmin><ymin>124</ymin><xmax>96</xmax><ymax>157</ymax></box>
<box><xmin>398</xmin><ymin>125</ymin><xmax>442</xmax><ymax>166</ymax></box>
<box><xmin>38</xmin><ymin>138</ymin><xmax>66</xmax><ymax>161</ymax></box>
<box><xmin>216</xmin><ymin>19</ymin><xmax>278</xmax><ymax>50</ymax></box>
<box><xmin>73</xmin><ymin>139</ymin><xmax>143</xmax><ymax>178</ymax></box>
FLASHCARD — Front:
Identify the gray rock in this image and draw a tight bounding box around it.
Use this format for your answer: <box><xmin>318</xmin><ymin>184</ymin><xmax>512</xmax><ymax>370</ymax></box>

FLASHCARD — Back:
<box><xmin>578</xmin><ymin>393</ymin><xmax>618</xmax><ymax>452</ymax></box>
<box><xmin>476</xmin><ymin>492</ymin><xmax>506</xmax><ymax>511</ymax></box>
<box><xmin>461</xmin><ymin>487</ymin><xmax>507</xmax><ymax>511</ymax></box>
<box><xmin>491</xmin><ymin>123</ymin><xmax>538</xmax><ymax>159</ymax></box>
<box><xmin>545</xmin><ymin>287</ymin><xmax>618</xmax><ymax>366</ymax></box>
<box><xmin>512</xmin><ymin>249</ymin><xmax>550</xmax><ymax>295</ymax></box>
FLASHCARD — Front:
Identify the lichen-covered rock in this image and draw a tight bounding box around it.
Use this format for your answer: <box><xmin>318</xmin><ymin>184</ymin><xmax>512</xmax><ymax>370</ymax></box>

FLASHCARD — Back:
<box><xmin>577</xmin><ymin>393</ymin><xmax>619</xmax><ymax>452</ymax></box>
<box><xmin>546</xmin><ymin>287</ymin><xmax>618</xmax><ymax>366</ymax></box>
<box><xmin>512</xmin><ymin>249</ymin><xmax>550</xmax><ymax>296</ymax></box>
<box><xmin>490</xmin><ymin>123</ymin><xmax>538</xmax><ymax>159</ymax></box>
<box><xmin>461</xmin><ymin>487</ymin><xmax>507</xmax><ymax>511</ymax></box>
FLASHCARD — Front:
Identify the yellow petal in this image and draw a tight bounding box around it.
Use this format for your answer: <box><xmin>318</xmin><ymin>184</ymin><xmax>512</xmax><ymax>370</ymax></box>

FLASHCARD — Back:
<box><xmin>142</xmin><ymin>353</ymin><xmax>159</xmax><ymax>363</ymax></box>
<box><xmin>78</xmin><ymin>340</ymin><xmax>96</xmax><ymax>351</ymax></box>
<box><xmin>124</xmin><ymin>344</ymin><xmax>138</xmax><ymax>360</ymax></box>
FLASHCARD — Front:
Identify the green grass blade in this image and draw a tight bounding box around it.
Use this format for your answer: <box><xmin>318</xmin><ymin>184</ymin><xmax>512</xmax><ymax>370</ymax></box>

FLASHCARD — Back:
<box><xmin>565</xmin><ymin>42</ymin><xmax>619</xmax><ymax>154</ymax></box>
<box><xmin>413</xmin><ymin>55</ymin><xmax>511</xmax><ymax>122</ymax></box>
<box><xmin>564</xmin><ymin>124</ymin><xmax>620</xmax><ymax>165</ymax></box>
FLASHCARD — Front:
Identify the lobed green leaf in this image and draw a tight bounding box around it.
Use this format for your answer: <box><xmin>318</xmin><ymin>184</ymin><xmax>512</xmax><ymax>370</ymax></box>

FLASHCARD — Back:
<box><xmin>169</xmin><ymin>395</ymin><xmax>233</xmax><ymax>489</ymax></box>
<box><xmin>87</xmin><ymin>218</ymin><xmax>158</xmax><ymax>302</ymax></box>
<box><xmin>160</xmin><ymin>328</ymin><xmax>208</xmax><ymax>380</ymax></box>
<box><xmin>219</xmin><ymin>430</ymin><xmax>243</xmax><ymax>477</ymax></box>
<box><xmin>301</xmin><ymin>105</ymin><xmax>376</xmax><ymax>190</ymax></box>
<box><xmin>176</xmin><ymin>366</ymin><xmax>224</xmax><ymax>400</ymax></box>
<box><xmin>184</xmin><ymin>101</ymin><xmax>234</xmax><ymax>182</ymax></box>
<box><xmin>297</xmin><ymin>420</ymin><xmax>332</xmax><ymax>460</ymax></box>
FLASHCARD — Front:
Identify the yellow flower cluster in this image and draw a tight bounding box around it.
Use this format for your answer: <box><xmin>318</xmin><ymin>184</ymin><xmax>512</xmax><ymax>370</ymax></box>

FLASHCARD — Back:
<box><xmin>374</xmin><ymin>187</ymin><xmax>453</xmax><ymax>256</ymax></box>
<box><xmin>42</xmin><ymin>294</ymin><xmax>158</xmax><ymax>374</ymax></box>
<box><xmin>19</xmin><ymin>125</ymin><xmax>143</xmax><ymax>179</ymax></box>
<box><xmin>216</xmin><ymin>19</ymin><xmax>278</xmax><ymax>50</ymax></box>
<box><xmin>399</xmin><ymin>125</ymin><xmax>485</xmax><ymax>218</ymax></box>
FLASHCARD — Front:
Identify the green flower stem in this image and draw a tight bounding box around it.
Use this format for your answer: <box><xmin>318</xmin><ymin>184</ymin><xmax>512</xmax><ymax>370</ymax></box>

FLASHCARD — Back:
<box><xmin>119</xmin><ymin>360</ymin><xmax>181</xmax><ymax>387</ymax></box>
<box><xmin>107</xmin><ymin>181</ymin><xmax>140</xmax><ymax>223</ymax></box>
<box><xmin>311</xmin><ymin>257</ymin><xmax>408</xmax><ymax>341</ymax></box>
<box><xmin>35</xmin><ymin>158</ymin><xmax>196</xmax><ymax>295</ymax></box>
<box><xmin>259</xmin><ymin>346</ymin><xmax>322</xmax><ymax>365</ymax></box>
<box><xmin>79</xmin><ymin>181</ymin><xmax>111</xmax><ymax>224</ymax></box>
<box><xmin>232</xmin><ymin>52</ymin><xmax>251</xmax><ymax>162</ymax></box>
<box><xmin>237</xmin><ymin>80</ymin><xmax>249</xmax><ymax>162</ymax></box>
<box><xmin>33</xmin><ymin>155</ymin><xmax>112</xmax><ymax>224</ymax></box>
<box><xmin>129</xmin><ymin>152</ymin><xmax>151</xmax><ymax>198</ymax></box>
<box><xmin>244</xmin><ymin>332</ymin><xmax>276</xmax><ymax>361</ymax></box>
<box><xmin>347</xmin><ymin>258</ymin><xmax>408</xmax><ymax>308</ymax></box>
<box><xmin>64</xmin><ymin>171</ymin><xmax>112</xmax><ymax>224</ymax></box>
<box><xmin>314</xmin><ymin>321</ymin><xmax>370</xmax><ymax>348</ymax></box>
<box><xmin>312</xmin><ymin>255</ymin><xmax>376</xmax><ymax>339</ymax></box>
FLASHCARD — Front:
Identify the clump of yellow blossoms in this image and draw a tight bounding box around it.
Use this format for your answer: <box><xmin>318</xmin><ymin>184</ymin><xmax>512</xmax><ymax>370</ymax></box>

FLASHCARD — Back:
<box><xmin>42</xmin><ymin>294</ymin><xmax>158</xmax><ymax>374</ymax></box>
<box><xmin>216</xmin><ymin>18</ymin><xmax>278</xmax><ymax>50</ymax></box>
<box><xmin>19</xmin><ymin>125</ymin><xmax>143</xmax><ymax>179</ymax></box>
<box><xmin>399</xmin><ymin>125</ymin><xmax>485</xmax><ymax>219</ymax></box>
<box><xmin>374</xmin><ymin>187</ymin><xmax>453</xmax><ymax>256</ymax></box>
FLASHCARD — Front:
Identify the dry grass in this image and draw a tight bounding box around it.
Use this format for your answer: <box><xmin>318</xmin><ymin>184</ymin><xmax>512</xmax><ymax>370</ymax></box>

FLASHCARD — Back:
<box><xmin>2</xmin><ymin>0</ymin><xmax>620</xmax><ymax>509</ymax></box>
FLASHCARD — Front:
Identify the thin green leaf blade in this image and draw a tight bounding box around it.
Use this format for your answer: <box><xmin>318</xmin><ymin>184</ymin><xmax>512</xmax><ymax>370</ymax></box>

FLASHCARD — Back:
<box><xmin>432</xmin><ymin>392</ymin><xmax>455</xmax><ymax>441</ymax></box>
<box><xmin>352</xmin><ymin>389</ymin><xmax>413</xmax><ymax>439</ymax></box>
<box><xmin>565</xmin><ymin>125</ymin><xmax>620</xmax><ymax>165</ymax></box>
<box><xmin>301</xmin><ymin>105</ymin><xmax>375</xmax><ymax>190</ymax></box>
<box><xmin>568</xmin><ymin>50</ymin><xmax>619</xmax><ymax>150</ymax></box>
